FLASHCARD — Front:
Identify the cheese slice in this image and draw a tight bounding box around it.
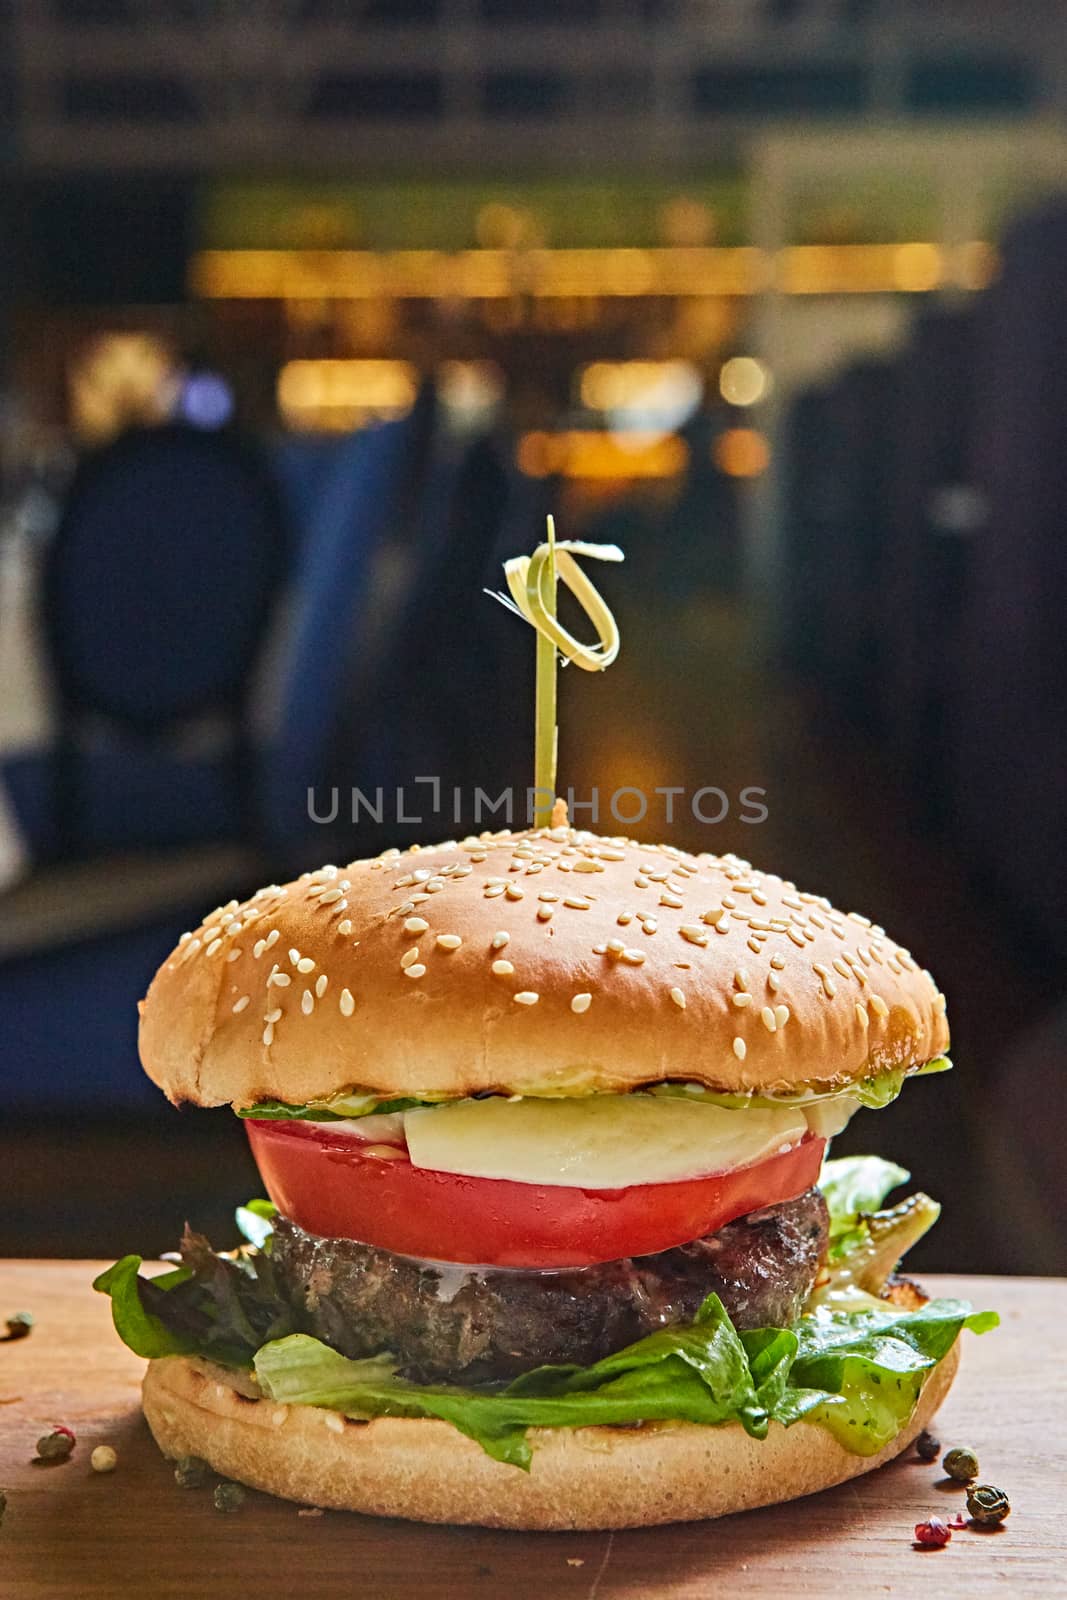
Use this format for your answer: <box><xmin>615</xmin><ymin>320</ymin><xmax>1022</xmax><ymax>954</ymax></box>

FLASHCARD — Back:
<box><xmin>403</xmin><ymin>1095</ymin><xmax>812</xmax><ymax>1189</ymax></box>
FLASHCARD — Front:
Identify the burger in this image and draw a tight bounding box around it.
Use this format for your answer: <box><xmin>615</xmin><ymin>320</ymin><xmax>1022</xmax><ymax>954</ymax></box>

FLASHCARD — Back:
<box><xmin>96</xmin><ymin>823</ymin><xmax>995</xmax><ymax>1529</ymax></box>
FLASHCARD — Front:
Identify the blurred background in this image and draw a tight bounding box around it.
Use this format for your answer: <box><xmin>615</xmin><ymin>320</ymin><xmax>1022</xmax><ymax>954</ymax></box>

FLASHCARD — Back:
<box><xmin>1</xmin><ymin>0</ymin><xmax>1064</xmax><ymax>1276</ymax></box>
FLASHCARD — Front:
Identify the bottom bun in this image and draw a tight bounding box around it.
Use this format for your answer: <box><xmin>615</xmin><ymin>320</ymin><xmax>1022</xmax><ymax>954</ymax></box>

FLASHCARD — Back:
<box><xmin>142</xmin><ymin>1341</ymin><xmax>959</xmax><ymax>1530</ymax></box>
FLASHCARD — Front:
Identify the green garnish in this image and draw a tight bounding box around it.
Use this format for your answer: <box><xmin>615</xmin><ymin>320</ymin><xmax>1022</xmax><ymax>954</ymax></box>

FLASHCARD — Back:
<box><xmin>235</xmin><ymin>1059</ymin><xmax>953</xmax><ymax>1124</ymax></box>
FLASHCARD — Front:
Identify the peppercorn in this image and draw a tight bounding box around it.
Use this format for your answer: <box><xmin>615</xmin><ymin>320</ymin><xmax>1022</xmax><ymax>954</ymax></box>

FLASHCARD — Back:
<box><xmin>3</xmin><ymin>1312</ymin><xmax>34</xmax><ymax>1341</ymax></box>
<box><xmin>966</xmin><ymin>1484</ymin><xmax>1011</xmax><ymax>1526</ymax></box>
<box><xmin>915</xmin><ymin>1429</ymin><xmax>941</xmax><ymax>1462</ymax></box>
<box><xmin>943</xmin><ymin>1445</ymin><xmax>980</xmax><ymax>1482</ymax></box>
<box><xmin>90</xmin><ymin>1445</ymin><xmax>118</xmax><ymax>1474</ymax></box>
<box><xmin>213</xmin><ymin>1481</ymin><xmax>246</xmax><ymax>1514</ymax></box>
<box><xmin>174</xmin><ymin>1455</ymin><xmax>211</xmax><ymax>1489</ymax></box>
<box><xmin>35</xmin><ymin>1427</ymin><xmax>75</xmax><ymax>1463</ymax></box>
<box><xmin>914</xmin><ymin>1516</ymin><xmax>952</xmax><ymax>1548</ymax></box>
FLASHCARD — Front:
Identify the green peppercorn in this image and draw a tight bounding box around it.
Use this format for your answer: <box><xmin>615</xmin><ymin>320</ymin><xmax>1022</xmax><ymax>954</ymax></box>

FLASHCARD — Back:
<box><xmin>35</xmin><ymin>1429</ymin><xmax>75</xmax><ymax>1463</ymax></box>
<box><xmin>213</xmin><ymin>1481</ymin><xmax>246</xmax><ymax>1514</ymax></box>
<box><xmin>3</xmin><ymin>1312</ymin><xmax>34</xmax><ymax>1341</ymax></box>
<box><xmin>174</xmin><ymin>1455</ymin><xmax>211</xmax><ymax>1489</ymax></box>
<box><xmin>915</xmin><ymin>1429</ymin><xmax>941</xmax><ymax>1462</ymax></box>
<box><xmin>967</xmin><ymin>1484</ymin><xmax>1011</xmax><ymax>1526</ymax></box>
<box><xmin>943</xmin><ymin>1446</ymin><xmax>980</xmax><ymax>1482</ymax></box>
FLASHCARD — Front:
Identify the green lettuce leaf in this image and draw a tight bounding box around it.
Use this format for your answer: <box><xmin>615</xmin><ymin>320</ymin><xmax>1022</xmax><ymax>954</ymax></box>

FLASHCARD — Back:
<box><xmin>821</xmin><ymin>1155</ymin><xmax>911</xmax><ymax>1228</ymax></box>
<box><xmin>92</xmin><ymin>1256</ymin><xmax>199</xmax><ymax>1360</ymax></box>
<box><xmin>253</xmin><ymin>1293</ymin><xmax>995</xmax><ymax>1469</ymax></box>
<box><xmin>93</xmin><ymin>1224</ymin><xmax>297</xmax><ymax>1367</ymax></box>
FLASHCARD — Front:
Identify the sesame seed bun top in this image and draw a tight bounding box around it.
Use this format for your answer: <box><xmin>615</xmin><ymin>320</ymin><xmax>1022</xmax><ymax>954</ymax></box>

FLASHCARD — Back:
<box><xmin>139</xmin><ymin>826</ymin><xmax>949</xmax><ymax>1110</ymax></box>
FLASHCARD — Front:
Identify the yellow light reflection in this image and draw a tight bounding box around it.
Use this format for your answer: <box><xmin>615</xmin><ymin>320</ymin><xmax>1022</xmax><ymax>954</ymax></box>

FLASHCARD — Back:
<box><xmin>277</xmin><ymin>359</ymin><xmax>417</xmax><ymax>432</ymax></box>
<box><xmin>194</xmin><ymin>242</ymin><xmax>992</xmax><ymax>303</ymax></box>
<box><xmin>718</xmin><ymin>356</ymin><xmax>771</xmax><ymax>408</ymax></box>
<box><xmin>713</xmin><ymin>428</ymin><xmax>770</xmax><ymax>478</ymax></box>
<box><xmin>518</xmin><ymin>430</ymin><xmax>688</xmax><ymax>481</ymax></box>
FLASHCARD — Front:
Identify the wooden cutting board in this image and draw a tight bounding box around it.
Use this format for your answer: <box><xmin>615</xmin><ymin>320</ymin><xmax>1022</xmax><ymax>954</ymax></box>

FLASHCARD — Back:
<box><xmin>0</xmin><ymin>1266</ymin><xmax>1061</xmax><ymax>1599</ymax></box>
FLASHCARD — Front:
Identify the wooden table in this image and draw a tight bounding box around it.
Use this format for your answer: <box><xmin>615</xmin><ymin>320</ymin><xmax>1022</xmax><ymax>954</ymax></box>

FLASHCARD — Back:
<box><xmin>0</xmin><ymin>1267</ymin><xmax>1061</xmax><ymax>1599</ymax></box>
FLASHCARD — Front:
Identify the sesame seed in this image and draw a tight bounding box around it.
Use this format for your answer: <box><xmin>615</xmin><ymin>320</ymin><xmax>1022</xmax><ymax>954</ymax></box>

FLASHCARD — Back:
<box><xmin>734</xmin><ymin>968</ymin><xmax>749</xmax><ymax>991</ymax></box>
<box><xmin>832</xmin><ymin>958</ymin><xmax>851</xmax><ymax>979</ymax></box>
<box><xmin>404</xmin><ymin>964</ymin><xmax>426</xmax><ymax>979</ymax></box>
<box><xmin>572</xmin><ymin>859</ymin><xmax>603</xmax><ymax>874</ymax></box>
<box><xmin>732</xmin><ymin>992</ymin><xmax>752</xmax><ymax>1008</ymax></box>
<box><xmin>822</xmin><ymin>975</ymin><xmax>837</xmax><ymax>998</ymax></box>
<box><xmin>701</xmin><ymin>908</ymin><xmax>726</xmax><ymax>926</ymax></box>
<box><xmin>266</xmin><ymin>929</ymin><xmax>280</xmax><ymax>949</ymax></box>
<box><xmin>436</xmin><ymin>934</ymin><xmax>462</xmax><ymax>951</ymax></box>
<box><xmin>484</xmin><ymin>885</ymin><xmax>506</xmax><ymax>898</ymax></box>
<box><xmin>404</xmin><ymin>917</ymin><xmax>429</xmax><ymax>934</ymax></box>
<box><xmin>787</xmin><ymin>927</ymin><xmax>806</xmax><ymax>948</ymax></box>
<box><xmin>680</xmin><ymin>925</ymin><xmax>708</xmax><ymax>945</ymax></box>
<box><xmin>537</xmin><ymin>906</ymin><xmax>554</xmax><ymax>922</ymax></box>
<box><xmin>205</xmin><ymin>938</ymin><xmax>222</xmax><ymax>958</ymax></box>
<box><xmin>315</xmin><ymin>975</ymin><xmax>328</xmax><ymax>998</ymax></box>
<box><xmin>226</xmin><ymin>949</ymin><xmax>242</xmax><ymax>963</ymax></box>
<box><xmin>617</xmin><ymin>911</ymin><xmax>633</xmax><ymax>925</ymax></box>
<box><xmin>401</xmin><ymin>947</ymin><xmax>421</xmax><ymax>968</ymax></box>
<box><xmin>761</xmin><ymin>1006</ymin><xmax>777</xmax><ymax>1032</ymax></box>
<box><xmin>768</xmin><ymin>972</ymin><xmax>781</xmax><ymax>993</ymax></box>
<box><xmin>265</xmin><ymin>1007</ymin><xmax>282</xmax><ymax>1024</ymax></box>
<box><xmin>338</xmin><ymin>920</ymin><xmax>353</xmax><ymax>937</ymax></box>
<box><xmin>270</xmin><ymin>971</ymin><xmax>292</xmax><ymax>988</ymax></box>
<box><xmin>855</xmin><ymin>1003</ymin><xmax>869</xmax><ymax>1028</ymax></box>
<box><xmin>492</xmin><ymin>959</ymin><xmax>515</xmax><ymax>976</ymax></box>
<box><xmin>301</xmin><ymin>990</ymin><xmax>314</xmax><ymax>1015</ymax></box>
<box><xmin>296</xmin><ymin>957</ymin><xmax>315</xmax><ymax>974</ymax></box>
<box><xmin>935</xmin><ymin>991</ymin><xmax>947</xmax><ymax>1013</ymax></box>
<box><xmin>733</xmin><ymin>1036</ymin><xmax>747</xmax><ymax>1060</ymax></box>
<box><xmin>514</xmin><ymin>991</ymin><xmax>539</xmax><ymax>1005</ymax></box>
<box><xmin>289</xmin><ymin>948</ymin><xmax>301</xmax><ymax>965</ymax></box>
<box><xmin>571</xmin><ymin>993</ymin><xmax>592</xmax><ymax>1014</ymax></box>
<box><xmin>606</xmin><ymin>938</ymin><xmax>625</xmax><ymax>955</ymax></box>
<box><xmin>659</xmin><ymin>891</ymin><xmax>684</xmax><ymax>908</ymax></box>
<box><xmin>232</xmin><ymin>996</ymin><xmax>250</xmax><ymax>1014</ymax></box>
<box><xmin>491</xmin><ymin>931</ymin><xmax>510</xmax><ymax>950</ymax></box>
<box><xmin>262</xmin><ymin>1025</ymin><xmax>274</xmax><ymax>1046</ymax></box>
<box><xmin>505</xmin><ymin>886</ymin><xmax>524</xmax><ymax>901</ymax></box>
<box><xmin>621</xmin><ymin>948</ymin><xmax>646</xmax><ymax>965</ymax></box>
<box><xmin>869</xmin><ymin>993</ymin><xmax>888</xmax><ymax>1018</ymax></box>
<box><xmin>634</xmin><ymin>875</ymin><xmax>649</xmax><ymax>888</ymax></box>
<box><xmin>537</xmin><ymin>892</ymin><xmax>559</xmax><ymax>903</ymax></box>
<box><xmin>565</xmin><ymin>897</ymin><xmax>592</xmax><ymax>910</ymax></box>
<box><xmin>339</xmin><ymin>989</ymin><xmax>354</xmax><ymax>1016</ymax></box>
<box><xmin>774</xmin><ymin>1004</ymin><xmax>790</xmax><ymax>1027</ymax></box>
<box><xmin>669</xmin><ymin>987</ymin><xmax>686</xmax><ymax>1009</ymax></box>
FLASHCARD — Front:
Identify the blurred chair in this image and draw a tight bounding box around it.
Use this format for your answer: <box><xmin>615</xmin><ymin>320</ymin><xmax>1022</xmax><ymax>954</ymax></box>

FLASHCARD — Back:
<box><xmin>258</xmin><ymin>416</ymin><xmax>416</xmax><ymax>865</ymax></box>
<box><xmin>341</xmin><ymin>430</ymin><xmax>514</xmax><ymax>850</ymax></box>
<box><xmin>1</xmin><ymin>423</ymin><xmax>289</xmax><ymax>1113</ymax></box>
<box><xmin>42</xmin><ymin>422</ymin><xmax>288</xmax><ymax>859</ymax></box>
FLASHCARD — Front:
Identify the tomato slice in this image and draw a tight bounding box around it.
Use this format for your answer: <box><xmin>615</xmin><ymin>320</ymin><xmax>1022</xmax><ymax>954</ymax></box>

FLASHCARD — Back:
<box><xmin>245</xmin><ymin>1119</ymin><xmax>826</xmax><ymax>1269</ymax></box>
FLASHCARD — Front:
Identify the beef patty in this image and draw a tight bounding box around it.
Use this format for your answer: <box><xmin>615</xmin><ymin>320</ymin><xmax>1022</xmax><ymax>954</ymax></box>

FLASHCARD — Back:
<box><xmin>271</xmin><ymin>1186</ymin><xmax>829</xmax><ymax>1383</ymax></box>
